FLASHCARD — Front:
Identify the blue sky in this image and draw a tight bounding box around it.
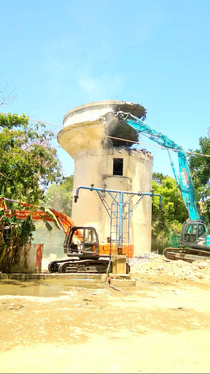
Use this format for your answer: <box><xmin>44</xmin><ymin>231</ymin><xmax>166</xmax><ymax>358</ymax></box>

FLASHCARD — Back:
<box><xmin>1</xmin><ymin>0</ymin><xmax>210</xmax><ymax>178</ymax></box>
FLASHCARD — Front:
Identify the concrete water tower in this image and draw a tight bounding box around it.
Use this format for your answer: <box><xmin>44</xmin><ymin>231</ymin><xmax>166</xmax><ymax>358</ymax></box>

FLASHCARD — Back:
<box><xmin>57</xmin><ymin>101</ymin><xmax>153</xmax><ymax>255</ymax></box>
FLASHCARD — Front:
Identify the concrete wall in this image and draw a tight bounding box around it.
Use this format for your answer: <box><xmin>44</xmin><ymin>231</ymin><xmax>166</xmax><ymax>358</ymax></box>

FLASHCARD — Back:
<box><xmin>58</xmin><ymin>101</ymin><xmax>153</xmax><ymax>255</ymax></box>
<box><xmin>71</xmin><ymin>148</ymin><xmax>153</xmax><ymax>254</ymax></box>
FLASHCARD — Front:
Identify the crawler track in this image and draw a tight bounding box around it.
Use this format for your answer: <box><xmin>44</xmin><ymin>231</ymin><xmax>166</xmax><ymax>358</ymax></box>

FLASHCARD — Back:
<box><xmin>163</xmin><ymin>247</ymin><xmax>210</xmax><ymax>263</ymax></box>
<box><xmin>48</xmin><ymin>257</ymin><xmax>130</xmax><ymax>274</ymax></box>
<box><xmin>48</xmin><ymin>258</ymin><xmax>111</xmax><ymax>274</ymax></box>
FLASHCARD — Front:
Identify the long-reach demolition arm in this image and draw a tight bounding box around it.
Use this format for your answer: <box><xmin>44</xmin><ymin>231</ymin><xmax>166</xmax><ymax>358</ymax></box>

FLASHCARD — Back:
<box><xmin>115</xmin><ymin>111</ymin><xmax>202</xmax><ymax>221</ymax></box>
<box><xmin>111</xmin><ymin>112</ymin><xmax>210</xmax><ymax>263</ymax></box>
<box><xmin>0</xmin><ymin>197</ymin><xmax>83</xmax><ymax>239</ymax></box>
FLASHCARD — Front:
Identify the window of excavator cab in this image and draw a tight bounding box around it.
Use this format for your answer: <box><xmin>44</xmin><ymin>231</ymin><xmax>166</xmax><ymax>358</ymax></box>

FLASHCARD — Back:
<box><xmin>187</xmin><ymin>224</ymin><xmax>197</xmax><ymax>234</ymax></box>
<box><xmin>85</xmin><ymin>229</ymin><xmax>95</xmax><ymax>243</ymax></box>
<box><xmin>198</xmin><ymin>224</ymin><xmax>205</xmax><ymax>237</ymax></box>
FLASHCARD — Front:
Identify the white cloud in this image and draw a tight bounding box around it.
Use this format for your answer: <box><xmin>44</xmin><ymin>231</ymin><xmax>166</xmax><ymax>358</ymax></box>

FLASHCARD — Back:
<box><xmin>79</xmin><ymin>76</ymin><xmax>96</xmax><ymax>93</ymax></box>
<box><xmin>78</xmin><ymin>74</ymin><xmax>124</xmax><ymax>98</ymax></box>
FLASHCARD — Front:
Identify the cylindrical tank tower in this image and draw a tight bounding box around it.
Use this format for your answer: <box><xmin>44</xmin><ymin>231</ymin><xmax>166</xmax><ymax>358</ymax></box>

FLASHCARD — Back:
<box><xmin>57</xmin><ymin>101</ymin><xmax>153</xmax><ymax>255</ymax></box>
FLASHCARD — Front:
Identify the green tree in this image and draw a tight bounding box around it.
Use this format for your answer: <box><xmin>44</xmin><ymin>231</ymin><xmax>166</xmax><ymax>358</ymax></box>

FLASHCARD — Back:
<box><xmin>0</xmin><ymin>201</ymin><xmax>63</xmax><ymax>270</ymax></box>
<box><xmin>0</xmin><ymin>211</ymin><xmax>35</xmax><ymax>272</ymax></box>
<box><xmin>152</xmin><ymin>174</ymin><xmax>188</xmax><ymax>252</ymax></box>
<box><xmin>32</xmin><ymin>176</ymin><xmax>74</xmax><ymax>259</ymax></box>
<box><xmin>152</xmin><ymin>172</ymin><xmax>166</xmax><ymax>185</ymax></box>
<box><xmin>189</xmin><ymin>137</ymin><xmax>210</xmax><ymax>222</ymax></box>
<box><xmin>0</xmin><ymin>99</ymin><xmax>64</xmax><ymax>266</ymax></box>
<box><xmin>0</xmin><ymin>113</ymin><xmax>62</xmax><ymax>204</ymax></box>
<box><xmin>189</xmin><ymin>137</ymin><xmax>210</xmax><ymax>198</ymax></box>
<box><xmin>45</xmin><ymin>175</ymin><xmax>74</xmax><ymax>216</ymax></box>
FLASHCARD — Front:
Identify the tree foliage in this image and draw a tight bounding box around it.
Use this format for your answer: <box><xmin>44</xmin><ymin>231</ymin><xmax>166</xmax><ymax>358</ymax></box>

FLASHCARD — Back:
<box><xmin>189</xmin><ymin>137</ymin><xmax>210</xmax><ymax>200</ymax></box>
<box><xmin>29</xmin><ymin>176</ymin><xmax>74</xmax><ymax>259</ymax></box>
<box><xmin>188</xmin><ymin>137</ymin><xmax>210</xmax><ymax>222</ymax></box>
<box><xmin>0</xmin><ymin>208</ymin><xmax>36</xmax><ymax>271</ymax></box>
<box><xmin>0</xmin><ymin>199</ymin><xmax>66</xmax><ymax>270</ymax></box>
<box><xmin>152</xmin><ymin>173</ymin><xmax>188</xmax><ymax>252</ymax></box>
<box><xmin>0</xmin><ymin>113</ymin><xmax>62</xmax><ymax>204</ymax></box>
<box><xmin>45</xmin><ymin>175</ymin><xmax>74</xmax><ymax>217</ymax></box>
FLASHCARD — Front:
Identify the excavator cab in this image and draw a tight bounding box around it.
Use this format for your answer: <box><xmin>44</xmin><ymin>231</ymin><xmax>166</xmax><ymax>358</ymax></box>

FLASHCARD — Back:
<box><xmin>64</xmin><ymin>226</ymin><xmax>99</xmax><ymax>256</ymax></box>
<box><xmin>164</xmin><ymin>220</ymin><xmax>210</xmax><ymax>262</ymax></box>
<box><xmin>180</xmin><ymin>220</ymin><xmax>208</xmax><ymax>247</ymax></box>
<box><xmin>49</xmin><ymin>226</ymin><xmax>111</xmax><ymax>273</ymax></box>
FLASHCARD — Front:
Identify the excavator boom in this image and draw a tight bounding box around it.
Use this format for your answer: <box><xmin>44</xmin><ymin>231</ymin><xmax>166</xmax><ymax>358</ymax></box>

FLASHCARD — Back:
<box><xmin>114</xmin><ymin>111</ymin><xmax>210</xmax><ymax>262</ymax></box>
<box><xmin>117</xmin><ymin>111</ymin><xmax>201</xmax><ymax>221</ymax></box>
<box><xmin>0</xmin><ymin>197</ymin><xmax>83</xmax><ymax>239</ymax></box>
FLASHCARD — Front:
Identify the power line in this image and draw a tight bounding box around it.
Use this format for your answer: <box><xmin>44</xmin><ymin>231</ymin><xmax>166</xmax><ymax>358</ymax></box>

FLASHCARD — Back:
<box><xmin>26</xmin><ymin>118</ymin><xmax>63</xmax><ymax>128</ymax></box>
<box><xmin>1</xmin><ymin>112</ymin><xmax>210</xmax><ymax>158</ymax></box>
<box><xmin>106</xmin><ymin>135</ymin><xmax>210</xmax><ymax>158</ymax></box>
<box><xmin>0</xmin><ymin>112</ymin><xmax>63</xmax><ymax>128</ymax></box>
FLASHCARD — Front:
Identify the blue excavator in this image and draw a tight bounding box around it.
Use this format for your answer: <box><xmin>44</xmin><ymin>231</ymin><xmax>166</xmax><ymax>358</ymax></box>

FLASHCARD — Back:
<box><xmin>115</xmin><ymin>111</ymin><xmax>210</xmax><ymax>262</ymax></box>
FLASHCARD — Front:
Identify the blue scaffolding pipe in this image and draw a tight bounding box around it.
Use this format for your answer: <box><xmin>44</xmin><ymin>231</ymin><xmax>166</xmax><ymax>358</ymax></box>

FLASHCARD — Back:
<box><xmin>74</xmin><ymin>186</ymin><xmax>162</xmax><ymax>247</ymax></box>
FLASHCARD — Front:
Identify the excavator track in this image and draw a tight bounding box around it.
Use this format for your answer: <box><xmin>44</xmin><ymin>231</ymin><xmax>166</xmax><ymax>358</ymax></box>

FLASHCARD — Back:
<box><xmin>163</xmin><ymin>247</ymin><xmax>210</xmax><ymax>263</ymax></box>
<box><xmin>48</xmin><ymin>258</ymin><xmax>130</xmax><ymax>274</ymax></box>
<box><xmin>57</xmin><ymin>259</ymin><xmax>111</xmax><ymax>273</ymax></box>
<box><xmin>48</xmin><ymin>259</ymin><xmax>79</xmax><ymax>273</ymax></box>
<box><xmin>48</xmin><ymin>258</ymin><xmax>112</xmax><ymax>274</ymax></box>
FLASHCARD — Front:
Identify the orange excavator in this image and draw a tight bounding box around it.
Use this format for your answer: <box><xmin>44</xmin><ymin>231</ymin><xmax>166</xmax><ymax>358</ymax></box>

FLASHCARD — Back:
<box><xmin>0</xmin><ymin>197</ymin><xmax>131</xmax><ymax>273</ymax></box>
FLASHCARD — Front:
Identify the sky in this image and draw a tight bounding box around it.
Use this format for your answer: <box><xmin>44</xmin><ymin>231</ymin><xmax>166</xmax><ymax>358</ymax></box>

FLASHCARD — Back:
<box><xmin>1</xmin><ymin>0</ymin><xmax>210</xmax><ymax>179</ymax></box>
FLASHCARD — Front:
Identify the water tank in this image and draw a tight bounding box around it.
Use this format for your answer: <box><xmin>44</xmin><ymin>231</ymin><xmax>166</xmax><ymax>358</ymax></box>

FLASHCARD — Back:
<box><xmin>57</xmin><ymin>100</ymin><xmax>153</xmax><ymax>255</ymax></box>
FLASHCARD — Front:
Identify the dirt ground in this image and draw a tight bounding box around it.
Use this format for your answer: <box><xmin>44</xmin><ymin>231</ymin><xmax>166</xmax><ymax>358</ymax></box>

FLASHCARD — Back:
<box><xmin>1</xmin><ymin>255</ymin><xmax>210</xmax><ymax>373</ymax></box>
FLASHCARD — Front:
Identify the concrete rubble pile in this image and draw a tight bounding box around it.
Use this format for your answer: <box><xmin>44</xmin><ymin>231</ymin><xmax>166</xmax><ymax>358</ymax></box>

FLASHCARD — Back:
<box><xmin>129</xmin><ymin>254</ymin><xmax>210</xmax><ymax>284</ymax></box>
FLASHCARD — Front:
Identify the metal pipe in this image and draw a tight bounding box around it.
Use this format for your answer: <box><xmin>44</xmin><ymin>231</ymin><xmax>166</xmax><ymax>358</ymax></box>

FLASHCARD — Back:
<box><xmin>74</xmin><ymin>185</ymin><xmax>162</xmax><ymax>204</ymax></box>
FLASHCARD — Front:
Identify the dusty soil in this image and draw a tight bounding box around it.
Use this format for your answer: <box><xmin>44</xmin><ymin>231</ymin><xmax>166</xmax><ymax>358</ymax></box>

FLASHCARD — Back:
<box><xmin>1</xmin><ymin>256</ymin><xmax>210</xmax><ymax>373</ymax></box>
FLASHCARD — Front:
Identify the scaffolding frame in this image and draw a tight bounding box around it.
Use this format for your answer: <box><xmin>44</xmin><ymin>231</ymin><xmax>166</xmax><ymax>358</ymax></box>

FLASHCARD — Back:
<box><xmin>74</xmin><ymin>186</ymin><xmax>162</xmax><ymax>248</ymax></box>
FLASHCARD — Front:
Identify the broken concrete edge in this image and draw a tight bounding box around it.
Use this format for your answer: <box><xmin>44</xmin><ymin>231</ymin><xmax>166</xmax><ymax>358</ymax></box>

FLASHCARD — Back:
<box><xmin>63</xmin><ymin>101</ymin><xmax>147</xmax><ymax>125</ymax></box>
